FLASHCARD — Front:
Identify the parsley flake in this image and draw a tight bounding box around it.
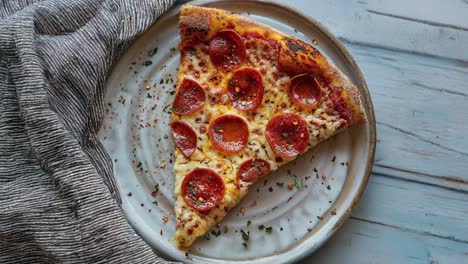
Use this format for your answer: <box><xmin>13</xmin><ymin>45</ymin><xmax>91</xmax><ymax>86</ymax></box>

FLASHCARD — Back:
<box><xmin>240</xmin><ymin>229</ymin><xmax>249</xmax><ymax>241</ymax></box>
<box><xmin>148</xmin><ymin>47</ymin><xmax>158</xmax><ymax>57</ymax></box>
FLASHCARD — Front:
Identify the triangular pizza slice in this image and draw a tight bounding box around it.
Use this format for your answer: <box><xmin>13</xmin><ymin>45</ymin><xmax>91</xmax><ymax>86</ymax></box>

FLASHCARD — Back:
<box><xmin>170</xmin><ymin>4</ymin><xmax>367</xmax><ymax>249</ymax></box>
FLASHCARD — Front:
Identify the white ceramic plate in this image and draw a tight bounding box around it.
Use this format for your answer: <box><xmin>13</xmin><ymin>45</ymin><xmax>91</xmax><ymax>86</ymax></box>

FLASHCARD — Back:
<box><xmin>98</xmin><ymin>1</ymin><xmax>376</xmax><ymax>263</ymax></box>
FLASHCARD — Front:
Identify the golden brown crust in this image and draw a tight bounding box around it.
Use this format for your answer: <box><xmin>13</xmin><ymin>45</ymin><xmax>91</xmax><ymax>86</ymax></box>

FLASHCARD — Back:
<box><xmin>179</xmin><ymin>5</ymin><xmax>211</xmax><ymax>38</ymax></box>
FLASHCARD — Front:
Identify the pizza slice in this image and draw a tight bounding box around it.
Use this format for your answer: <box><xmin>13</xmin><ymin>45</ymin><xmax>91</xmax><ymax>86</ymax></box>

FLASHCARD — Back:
<box><xmin>170</xmin><ymin>4</ymin><xmax>367</xmax><ymax>249</ymax></box>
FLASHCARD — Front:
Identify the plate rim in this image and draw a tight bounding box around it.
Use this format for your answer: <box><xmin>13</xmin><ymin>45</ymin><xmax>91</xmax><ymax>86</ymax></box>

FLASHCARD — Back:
<box><xmin>109</xmin><ymin>0</ymin><xmax>377</xmax><ymax>263</ymax></box>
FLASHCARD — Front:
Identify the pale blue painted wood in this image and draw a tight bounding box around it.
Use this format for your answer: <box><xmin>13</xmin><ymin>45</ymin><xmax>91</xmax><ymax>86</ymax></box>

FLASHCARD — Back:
<box><xmin>173</xmin><ymin>1</ymin><xmax>468</xmax><ymax>263</ymax></box>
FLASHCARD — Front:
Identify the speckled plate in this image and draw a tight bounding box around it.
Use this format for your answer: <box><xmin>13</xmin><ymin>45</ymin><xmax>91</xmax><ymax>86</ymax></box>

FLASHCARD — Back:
<box><xmin>98</xmin><ymin>0</ymin><xmax>376</xmax><ymax>263</ymax></box>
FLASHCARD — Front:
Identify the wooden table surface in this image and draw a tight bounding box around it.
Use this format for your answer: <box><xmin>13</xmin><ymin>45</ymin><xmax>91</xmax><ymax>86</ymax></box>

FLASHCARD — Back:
<box><xmin>176</xmin><ymin>1</ymin><xmax>468</xmax><ymax>263</ymax></box>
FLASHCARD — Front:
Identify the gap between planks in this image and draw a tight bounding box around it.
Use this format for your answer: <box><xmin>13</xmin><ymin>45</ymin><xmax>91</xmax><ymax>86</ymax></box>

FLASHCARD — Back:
<box><xmin>365</xmin><ymin>9</ymin><xmax>468</xmax><ymax>33</ymax></box>
<box><xmin>350</xmin><ymin>216</ymin><xmax>468</xmax><ymax>244</ymax></box>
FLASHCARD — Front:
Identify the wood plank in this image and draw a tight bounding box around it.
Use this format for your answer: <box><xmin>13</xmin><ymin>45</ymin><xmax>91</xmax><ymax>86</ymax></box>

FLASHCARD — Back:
<box><xmin>352</xmin><ymin>175</ymin><xmax>468</xmax><ymax>244</ymax></box>
<box><xmin>345</xmin><ymin>43</ymin><xmax>468</xmax><ymax>189</ymax></box>
<box><xmin>306</xmin><ymin>217</ymin><xmax>468</xmax><ymax>263</ymax></box>
<box><xmin>290</xmin><ymin>0</ymin><xmax>468</xmax><ymax>61</ymax></box>
<box><xmin>304</xmin><ymin>174</ymin><xmax>468</xmax><ymax>263</ymax></box>
<box><xmin>363</xmin><ymin>0</ymin><xmax>468</xmax><ymax>29</ymax></box>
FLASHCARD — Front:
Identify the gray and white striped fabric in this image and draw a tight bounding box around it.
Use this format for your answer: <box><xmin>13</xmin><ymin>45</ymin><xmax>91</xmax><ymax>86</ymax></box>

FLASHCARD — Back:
<box><xmin>0</xmin><ymin>0</ymin><xmax>178</xmax><ymax>263</ymax></box>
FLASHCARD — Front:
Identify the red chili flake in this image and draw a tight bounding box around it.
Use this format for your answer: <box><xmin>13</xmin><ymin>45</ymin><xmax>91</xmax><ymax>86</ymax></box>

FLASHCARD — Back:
<box><xmin>127</xmin><ymin>192</ymin><xmax>132</xmax><ymax>197</ymax></box>
<box><xmin>287</xmin><ymin>196</ymin><xmax>293</xmax><ymax>202</ymax></box>
<box><xmin>151</xmin><ymin>191</ymin><xmax>157</xmax><ymax>197</ymax></box>
<box><xmin>199</xmin><ymin>126</ymin><xmax>206</xmax><ymax>134</ymax></box>
<box><xmin>160</xmin><ymin>230</ymin><xmax>163</xmax><ymax>236</ymax></box>
<box><xmin>169</xmin><ymin>91</ymin><xmax>175</xmax><ymax>95</ymax></box>
<box><xmin>162</xmin><ymin>216</ymin><xmax>169</xmax><ymax>223</ymax></box>
<box><xmin>313</xmin><ymin>168</ymin><xmax>318</xmax><ymax>172</ymax></box>
<box><xmin>331</xmin><ymin>210</ymin><xmax>336</xmax><ymax>216</ymax></box>
<box><xmin>140</xmin><ymin>203</ymin><xmax>144</xmax><ymax>207</ymax></box>
<box><xmin>268</xmin><ymin>187</ymin><xmax>273</xmax><ymax>192</ymax></box>
<box><xmin>340</xmin><ymin>162</ymin><xmax>345</xmax><ymax>166</ymax></box>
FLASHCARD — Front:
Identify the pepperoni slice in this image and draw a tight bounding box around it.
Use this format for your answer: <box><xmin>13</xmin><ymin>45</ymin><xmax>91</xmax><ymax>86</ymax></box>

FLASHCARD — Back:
<box><xmin>209</xmin><ymin>30</ymin><xmax>246</xmax><ymax>71</ymax></box>
<box><xmin>170</xmin><ymin>121</ymin><xmax>197</xmax><ymax>158</ymax></box>
<box><xmin>237</xmin><ymin>158</ymin><xmax>271</xmax><ymax>186</ymax></box>
<box><xmin>227</xmin><ymin>68</ymin><xmax>264</xmax><ymax>111</ymax></box>
<box><xmin>208</xmin><ymin>115</ymin><xmax>249</xmax><ymax>154</ymax></box>
<box><xmin>265</xmin><ymin>113</ymin><xmax>309</xmax><ymax>158</ymax></box>
<box><xmin>182</xmin><ymin>168</ymin><xmax>225</xmax><ymax>212</ymax></box>
<box><xmin>172</xmin><ymin>78</ymin><xmax>206</xmax><ymax>115</ymax></box>
<box><xmin>289</xmin><ymin>74</ymin><xmax>322</xmax><ymax>109</ymax></box>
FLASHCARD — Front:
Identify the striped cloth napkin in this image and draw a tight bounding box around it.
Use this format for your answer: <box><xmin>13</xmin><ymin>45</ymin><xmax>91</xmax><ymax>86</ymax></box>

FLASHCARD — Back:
<box><xmin>0</xmin><ymin>0</ymin><xmax>179</xmax><ymax>263</ymax></box>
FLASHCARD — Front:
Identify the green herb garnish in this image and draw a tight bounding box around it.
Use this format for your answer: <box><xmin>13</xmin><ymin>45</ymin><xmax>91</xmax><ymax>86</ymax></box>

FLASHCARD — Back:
<box><xmin>148</xmin><ymin>47</ymin><xmax>158</xmax><ymax>57</ymax></box>
<box><xmin>240</xmin><ymin>229</ymin><xmax>249</xmax><ymax>241</ymax></box>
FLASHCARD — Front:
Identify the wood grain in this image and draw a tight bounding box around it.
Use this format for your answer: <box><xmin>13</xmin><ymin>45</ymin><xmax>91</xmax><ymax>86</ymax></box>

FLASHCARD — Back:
<box><xmin>291</xmin><ymin>0</ymin><xmax>468</xmax><ymax>61</ymax></box>
<box><xmin>347</xmin><ymin>43</ymin><xmax>468</xmax><ymax>191</ymax></box>
<box><xmin>311</xmin><ymin>218</ymin><xmax>468</xmax><ymax>264</ymax></box>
